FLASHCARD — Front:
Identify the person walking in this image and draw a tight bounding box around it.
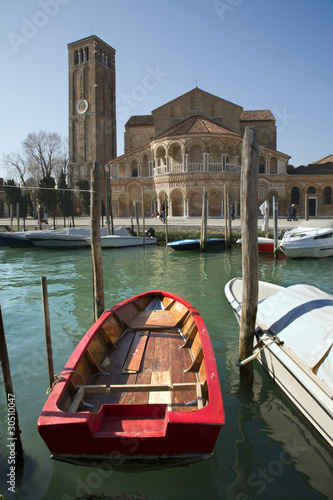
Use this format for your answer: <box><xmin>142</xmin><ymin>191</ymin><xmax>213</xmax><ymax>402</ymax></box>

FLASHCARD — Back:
<box><xmin>291</xmin><ymin>204</ymin><xmax>298</xmax><ymax>221</ymax></box>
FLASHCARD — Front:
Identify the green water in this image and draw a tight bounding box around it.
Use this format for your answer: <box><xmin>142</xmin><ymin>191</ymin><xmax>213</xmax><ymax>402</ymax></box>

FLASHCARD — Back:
<box><xmin>0</xmin><ymin>244</ymin><xmax>332</xmax><ymax>500</ymax></box>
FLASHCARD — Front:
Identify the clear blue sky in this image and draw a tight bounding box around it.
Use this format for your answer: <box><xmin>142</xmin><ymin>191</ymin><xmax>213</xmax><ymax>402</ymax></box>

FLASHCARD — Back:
<box><xmin>1</xmin><ymin>0</ymin><xmax>332</xmax><ymax>180</ymax></box>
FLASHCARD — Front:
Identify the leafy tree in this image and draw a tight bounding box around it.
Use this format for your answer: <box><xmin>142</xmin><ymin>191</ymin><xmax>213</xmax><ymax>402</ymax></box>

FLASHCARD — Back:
<box><xmin>3</xmin><ymin>180</ymin><xmax>28</xmax><ymax>217</ymax></box>
<box><xmin>3</xmin><ymin>180</ymin><xmax>20</xmax><ymax>208</ymax></box>
<box><xmin>37</xmin><ymin>174</ymin><xmax>57</xmax><ymax>216</ymax></box>
<box><xmin>57</xmin><ymin>170</ymin><xmax>71</xmax><ymax>216</ymax></box>
<box><xmin>75</xmin><ymin>179</ymin><xmax>90</xmax><ymax>215</ymax></box>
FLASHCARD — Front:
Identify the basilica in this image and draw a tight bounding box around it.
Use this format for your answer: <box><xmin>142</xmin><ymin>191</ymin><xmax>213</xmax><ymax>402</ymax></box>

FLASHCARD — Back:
<box><xmin>67</xmin><ymin>35</ymin><xmax>332</xmax><ymax>219</ymax></box>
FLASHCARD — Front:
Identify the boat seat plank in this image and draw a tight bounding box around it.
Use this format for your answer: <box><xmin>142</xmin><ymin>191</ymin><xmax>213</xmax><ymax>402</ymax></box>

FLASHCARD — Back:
<box><xmin>122</xmin><ymin>331</ymin><xmax>149</xmax><ymax>373</ymax></box>
<box><xmin>151</xmin><ymin>330</ymin><xmax>171</xmax><ymax>372</ymax></box>
<box><xmin>149</xmin><ymin>371</ymin><xmax>172</xmax><ymax>407</ymax></box>
<box><xmin>132</xmin><ymin>333</ymin><xmax>156</xmax><ymax>404</ymax></box>
<box><xmin>118</xmin><ymin>373</ymin><xmax>137</xmax><ymax>404</ymax></box>
<box><xmin>129</xmin><ymin>310</ymin><xmax>178</xmax><ymax>329</ymax></box>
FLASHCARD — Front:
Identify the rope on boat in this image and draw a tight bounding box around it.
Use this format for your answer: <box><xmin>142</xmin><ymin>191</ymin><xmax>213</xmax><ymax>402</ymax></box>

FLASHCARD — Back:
<box><xmin>46</xmin><ymin>370</ymin><xmax>86</xmax><ymax>394</ymax></box>
<box><xmin>236</xmin><ymin>335</ymin><xmax>284</xmax><ymax>367</ymax></box>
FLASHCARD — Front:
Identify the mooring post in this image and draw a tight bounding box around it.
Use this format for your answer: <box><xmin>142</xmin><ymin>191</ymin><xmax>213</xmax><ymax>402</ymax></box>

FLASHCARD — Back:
<box><xmin>164</xmin><ymin>193</ymin><xmax>168</xmax><ymax>245</ymax></box>
<box><xmin>16</xmin><ymin>202</ymin><xmax>20</xmax><ymax>232</ymax></box>
<box><xmin>227</xmin><ymin>192</ymin><xmax>232</xmax><ymax>244</ymax></box>
<box><xmin>305</xmin><ymin>194</ymin><xmax>309</xmax><ymax>221</ymax></box>
<box><xmin>135</xmin><ymin>201</ymin><xmax>140</xmax><ymax>236</ymax></box>
<box><xmin>273</xmin><ymin>196</ymin><xmax>279</xmax><ymax>259</ymax></box>
<box><xmin>200</xmin><ymin>189</ymin><xmax>207</xmax><ymax>252</ymax></box>
<box><xmin>224</xmin><ymin>185</ymin><xmax>228</xmax><ymax>247</ymax></box>
<box><xmin>142</xmin><ymin>192</ymin><xmax>145</xmax><ymax>247</ymax></box>
<box><xmin>41</xmin><ymin>276</ymin><xmax>54</xmax><ymax>389</ymax></box>
<box><xmin>10</xmin><ymin>204</ymin><xmax>13</xmax><ymax>232</ymax></box>
<box><xmin>0</xmin><ymin>307</ymin><xmax>24</xmax><ymax>462</ymax></box>
<box><xmin>90</xmin><ymin>162</ymin><xmax>105</xmax><ymax>322</ymax></box>
<box><xmin>239</xmin><ymin>126</ymin><xmax>259</xmax><ymax>383</ymax></box>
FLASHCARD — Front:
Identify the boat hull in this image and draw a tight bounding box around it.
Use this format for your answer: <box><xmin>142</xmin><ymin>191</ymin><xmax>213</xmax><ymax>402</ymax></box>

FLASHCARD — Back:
<box><xmin>236</xmin><ymin>237</ymin><xmax>276</xmax><ymax>253</ymax></box>
<box><xmin>167</xmin><ymin>238</ymin><xmax>225</xmax><ymax>251</ymax></box>
<box><xmin>98</xmin><ymin>236</ymin><xmax>157</xmax><ymax>247</ymax></box>
<box><xmin>256</xmin><ymin>337</ymin><xmax>333</xmax><ymax>447</ymax></box>
<box><xmin>280</xmin><ymin>223</ymin><xmax>333</xmax><ymax>258</ymax></box>
<box><xmin>224</xmin><ymin>278</ymin><xmax>333</xmax><ymax>447</ymax></box>
<box><xmin>38</xmin><ymin>290</ymin><xmax>224</xmax><ymax>469</ymax></box>
<box><xmin>280</xmin><ymin>242</ymin><xmax>333</xmax><ymax>258</ymax></box>
<box><xmin>0</xmin><ymin>232</ymin><xmax>36</xmax><ymax>247</ymax></box>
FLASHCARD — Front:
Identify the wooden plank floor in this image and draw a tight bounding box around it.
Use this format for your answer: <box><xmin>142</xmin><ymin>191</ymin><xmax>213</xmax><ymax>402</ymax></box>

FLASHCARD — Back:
<box><xmin>81</xmin><ymin>329</ymin><xmax>198</xmax><ymax>413</ymax></box>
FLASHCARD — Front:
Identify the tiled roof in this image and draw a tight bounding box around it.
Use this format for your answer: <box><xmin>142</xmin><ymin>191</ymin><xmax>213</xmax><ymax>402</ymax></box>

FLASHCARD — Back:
<box><xmin>125</xmin><ymin>115</ymin><xmax>155</xmax><ymax>126</ymax></box>
<box><xmin>240</xmin><ymin>110</ymin><xmax>275</xmax><ymax>121</ymax></box>
<box><xmin>154</xmin><ymin>115</ymin><xmax>240</xmax><ymax>139</ymax></box>
<box><xmin>290</xmin><ymin>163</ymin><xmax>333</xmax><ymax>175</ymax></box>
<box><xmin>310</xmin><ymin>154</ymin><xmax>333</xmax><ymax>164</ymax></box>
<box><xmin>152</xmin><ymin>87</ymin><xmax>242</xmax><ymax>113</ymax></box>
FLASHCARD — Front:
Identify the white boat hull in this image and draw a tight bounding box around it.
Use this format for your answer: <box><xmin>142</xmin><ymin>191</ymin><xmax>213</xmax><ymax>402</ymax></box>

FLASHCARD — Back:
<box><xmin>98</xmin><ymin>235</ymin><xmax>157</xmax><ymax>247</ymax></box>
<box><xmin>225</xmin><ymin>278</ymin><xmax>333</xmax><ymax>447</ymax></box>
<box><xmin>25</xmin><ymin>227</ymin><xmax>149</xmax><ymax>249</ymax></box>
<box><xmin>256</xmin><ymin>336</ymin><xmax>333</xmax><ymax>447</ymax></box>
<box><xmin>280</xmin><ymin>221</ymin><xmax>333</xmax><ymax>258</ymax></box>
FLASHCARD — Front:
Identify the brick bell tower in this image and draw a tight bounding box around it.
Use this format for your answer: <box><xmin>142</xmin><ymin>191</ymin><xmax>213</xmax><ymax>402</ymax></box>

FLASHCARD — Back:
<box><xmin>67</xmin><ymin>35</ymin><xmax>116</xmax><ymax>186</ymax></box>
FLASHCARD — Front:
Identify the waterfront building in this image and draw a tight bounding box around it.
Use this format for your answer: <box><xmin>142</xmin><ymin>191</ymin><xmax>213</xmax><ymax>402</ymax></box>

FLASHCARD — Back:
<box><xmin>66</xmin><ymin>36</ymin><xmax>332</xmax><ymax>219</ymax></box>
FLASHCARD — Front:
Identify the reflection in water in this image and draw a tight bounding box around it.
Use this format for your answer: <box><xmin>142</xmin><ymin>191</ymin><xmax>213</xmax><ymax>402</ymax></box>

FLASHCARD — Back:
<box><xmin>0</xmin><ymin>245</ymin><xmax>332</xmax><ymax>500</ymax></box>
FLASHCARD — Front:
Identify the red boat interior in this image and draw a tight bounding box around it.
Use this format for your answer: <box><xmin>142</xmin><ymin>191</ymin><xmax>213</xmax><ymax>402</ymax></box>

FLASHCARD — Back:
<box><xmin>58</xmin><ymin>294</ymin><xmax>209</xmax><ymax>415</ymax></box>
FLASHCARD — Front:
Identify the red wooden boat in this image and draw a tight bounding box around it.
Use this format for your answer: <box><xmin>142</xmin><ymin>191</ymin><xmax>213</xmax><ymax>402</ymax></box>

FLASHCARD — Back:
<box><xmin>37</xmin><ymin>290</ymin><xmax>224</xmax><ymax>471</ymax></box>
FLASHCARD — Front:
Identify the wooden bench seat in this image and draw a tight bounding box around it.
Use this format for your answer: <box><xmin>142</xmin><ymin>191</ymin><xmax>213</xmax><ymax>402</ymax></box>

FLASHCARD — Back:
<box><xmin>128</xmin><ymin>310</ymin><xmax>178</xmax><ymax>329</ymax></box>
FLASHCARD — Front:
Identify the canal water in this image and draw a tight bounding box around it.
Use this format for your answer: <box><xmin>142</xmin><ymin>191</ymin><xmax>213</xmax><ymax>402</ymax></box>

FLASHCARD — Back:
<box><xmin>0</xmin><ymin>243</ymin><xmax>332</xmax><ymax>500</ymax></box>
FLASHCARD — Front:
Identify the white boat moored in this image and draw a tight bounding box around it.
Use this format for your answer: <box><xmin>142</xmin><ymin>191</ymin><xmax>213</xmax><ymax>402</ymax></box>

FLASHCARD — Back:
<box><xmin>280</xmin><ymin>220</ymin><xmax>333</xmax><ymax>258</ymax></box>
<box><xmin>25</xmin><ymin>227</ymin><xmax>130</xmax><ymax>249</ymax></box>
<box><xmin>224</xmin><ymin>277</ymin><xmax>333</xmax><ymax>447</ymax></box>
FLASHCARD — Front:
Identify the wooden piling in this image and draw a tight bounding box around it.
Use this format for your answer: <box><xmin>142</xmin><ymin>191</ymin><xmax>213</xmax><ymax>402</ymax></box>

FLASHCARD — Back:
<box><xmin>90</xmin><ymin>162</ymin><xmax>104</xmax><ymax>322</ymax></box>
<box><xmin>224</xmin><ymin>185</ymin><xmax>228</xmax><ymax>247</ymax></box>
<box><xmin>164</xmin><ymin>193</ymin><xmax>168</xmax><ymax>245</ymax></box>
<box><xmin>273</xmin><ymin>196</ymin><xmax>279</xmax><ymax>259</ymax></box>
<box><xmin>10</xmin><ymin>204</ymin><xmax>13</xmax><ymax>232</ymax></box>
<box><xmin>135</xmin><ymin>201</ymin><xmax>140</xmax><ymax>236</ymax></box>
<box><xmin>200</xmin><ymin>189</ymin><xmax>207</xmax><ymax>252</ymax></box>
<box><xmin>305</xmin><ymin>194</ymin><xmax>309</xmax><ymax>220</ymax></box>
<box><xmin>142</xmin><ymin>192</ymin><xmax>145</xmax><ymax>247</ymax></box>
<box><xmin>41</xmin><ymin>276</ymin><xmax>54</xmax><ymax>389</ymax></box>
<box><xmin>227</xmin><ymin>192</ymin><xmax>232</xmax><ymax>244</ymax></box>
<box><xmin>0</xmin><ymin>307</ymin><xmax>24</xmax><ymax>462</ymax></box>
<box><xmin>239</xmin><ymin>126</ymin><xmax>259</xmax><ymax>383</ymax></box>
<box><xmin>16</xmin><ymin>202</ymin><xmax>20</xmax><ymax>232</ymax></box>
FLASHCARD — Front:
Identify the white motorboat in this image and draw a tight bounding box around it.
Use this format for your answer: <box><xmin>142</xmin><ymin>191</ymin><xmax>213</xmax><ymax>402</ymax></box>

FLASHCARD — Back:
<box><xmin>279</xmin><ymin>220</ymin><xmax>333</xmax><ymax>258</ymax></box>
<box><xmin>96</xmin><ymin>234</ymin><xmax>158</xmax><ymax>248</ymax></box>
<box><xmin>25</xmin><ymin>227</ymin><xmax>129</xmax><ymax>249</ymax></box>
<box><xmin>224</xmin><ymin>277</ymin><xmax>333</xmax><ymax>447</ymax></box>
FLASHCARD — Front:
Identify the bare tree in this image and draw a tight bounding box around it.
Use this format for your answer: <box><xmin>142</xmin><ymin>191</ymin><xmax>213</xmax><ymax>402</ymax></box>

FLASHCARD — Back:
<box><xmin>23</xmin><ymin>131</ymin><xmax>68</xmax><ymax>180</ymax></box>
<box><xmin>2</xmin><ymin>131</ymin><xmax>68</xmax><ymax>184</ymax></box>
<box><xmin>2</xmin><ymin>152</ymin><xmax>29</xmax><ymax>186</ymax></box>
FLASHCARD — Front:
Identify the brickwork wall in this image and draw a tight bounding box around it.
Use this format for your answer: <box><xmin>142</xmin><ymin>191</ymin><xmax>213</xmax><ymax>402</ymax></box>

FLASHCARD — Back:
<box><xmin>152</xmin><ymin>89</ymin><xmax>243</xmax><ymax>136</ymax></box>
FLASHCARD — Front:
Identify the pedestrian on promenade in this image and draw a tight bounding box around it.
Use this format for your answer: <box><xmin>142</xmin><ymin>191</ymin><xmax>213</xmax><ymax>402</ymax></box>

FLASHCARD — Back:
<box><xmin>291</xmin><ymin>204</ymin><xmax>298</xmax><ymax>221</ymax></box>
